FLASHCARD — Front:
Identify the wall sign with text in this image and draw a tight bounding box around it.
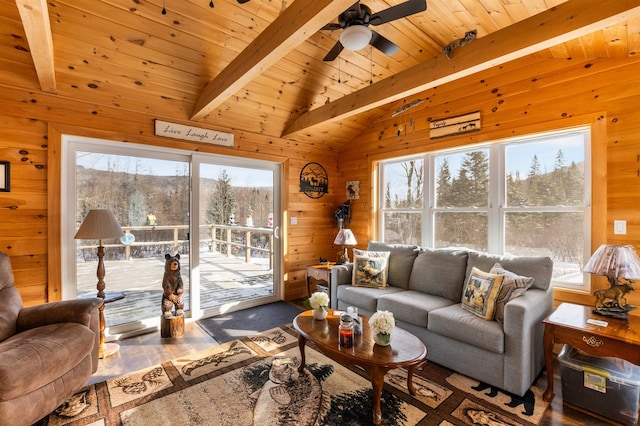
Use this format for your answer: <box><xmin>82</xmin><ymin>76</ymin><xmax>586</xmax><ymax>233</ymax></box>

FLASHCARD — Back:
<box><xmin>429</xmin><ymin>111</ymin><xmax>481</xmax><ymax>139</ymax></box>
<box><xmin>154</xmin><ymin>120</ymin><xmax>234</xmax><ymax>147</ymax></box>
<box><xmin>299</xmin><ymin>162</ymin><xmax>328</xmax><ymax>199</ymax></box>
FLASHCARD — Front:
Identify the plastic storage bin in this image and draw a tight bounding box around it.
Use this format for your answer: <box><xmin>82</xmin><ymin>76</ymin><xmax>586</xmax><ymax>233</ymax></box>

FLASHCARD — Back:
<box><xmin>558</xmin><ymin>344</ymin><xmax>640</xmax><ymax>425</ymax></box>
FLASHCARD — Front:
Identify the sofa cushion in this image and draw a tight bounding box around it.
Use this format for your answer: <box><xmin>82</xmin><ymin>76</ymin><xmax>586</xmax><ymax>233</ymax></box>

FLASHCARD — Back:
<box><xmin>352</xmin><ymin>250</ymin><xmax>390</xmax><ymax>288</ymax></box>
<box><xmin>377</xmin><ymin>290</ymin><xmax>456</xmax><ymax>328</ymax></box>
<box><xmin>465</xmin><ymin>251</ymin><xmax>553</xmax><ymax>290</ymax></box>
<box><xmin>0</xmin><ymin>322</ymin><xmax>95</xmax><ymax>400</ymax></box>
<box><xmin>408</xmin><ymin>248</ymin><xmax>469</xmax><ymax>301</ymax></box>
<box><xmin>428</xmin><ymin>304</ymin><xmax>505</xmax><ymax>353</ymax></box>
<box><xmin>461</xmin><ymin>267</ymin><xmax>504</xmax><ymax>320</ymax></box>
<box><xmin>490</xmin><ymin>263</ymin><xmax>535</xmax><ymax>324</ymax></box>
<box><xmin>367</xmin><ymin>242</ymin><xmax>419</xmax><ymax>289</ymax></box>
<box><xmin>337</xmin><ymin>285</ymin><xmax>405</xmax><ymax>313</ymax></box>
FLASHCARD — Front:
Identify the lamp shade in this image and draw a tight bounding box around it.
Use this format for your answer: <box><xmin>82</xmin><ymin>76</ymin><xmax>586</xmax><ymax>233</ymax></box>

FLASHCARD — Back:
<box><xmin>584</xmin><ymin>244</ymin><xmax>640</xmax><ymax>279</ymax></box>
<box><xmin>334</xmin><ymin>228</ymin><xmax>357</xmax><ymax>246</ymax></box>
<box><xmin>339</xmin><ymin>25</ymin><xmax>372</xmax><ymax>51</ymax></box>
<box><xmin>74</xmin><ymin>209</ymin><xmax>124</xmax><ymax>240</ymax></box>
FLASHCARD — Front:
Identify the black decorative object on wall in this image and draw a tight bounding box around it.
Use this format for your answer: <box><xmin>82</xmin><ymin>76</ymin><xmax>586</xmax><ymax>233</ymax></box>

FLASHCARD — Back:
<box><xmin>0</xmin><ymin>161</ymin><xmax>10</xmax><ymax>192</ymax></box>
<box><xmin>299</xmin><ymin>162</ymin><xmax>329</xmax><ymax>199</ymax></box>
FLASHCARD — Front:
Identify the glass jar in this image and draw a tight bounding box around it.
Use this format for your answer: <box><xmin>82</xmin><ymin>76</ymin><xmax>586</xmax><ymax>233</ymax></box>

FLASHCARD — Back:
<box><xmin>347</xmin><ymin>306</ymin><xmax>362</xmax><ymax>334</ymax></box>
<box><xmin>339</xmin><ymin>314</ymin><xmax>354</xmax><ymax>347</ymax></box>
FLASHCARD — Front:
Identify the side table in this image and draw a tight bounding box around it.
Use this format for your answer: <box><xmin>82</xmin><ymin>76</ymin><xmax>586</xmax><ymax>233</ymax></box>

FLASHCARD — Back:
<box><xmin>542</xmin><ymin>302</ymin><xmax>640</xmax><ymax>402</ymax></box>
<box><xmin>306</xmin><ymin>263</ymin><xmax>336</xmax><ymax>297</ymax></box>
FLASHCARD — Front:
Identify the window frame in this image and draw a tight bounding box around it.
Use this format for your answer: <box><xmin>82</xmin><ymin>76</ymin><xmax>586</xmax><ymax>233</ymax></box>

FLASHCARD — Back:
<box><xmin>378</xmin><ymin>127</ymin><xmax>591</xmax><ymax>289</ymax></box>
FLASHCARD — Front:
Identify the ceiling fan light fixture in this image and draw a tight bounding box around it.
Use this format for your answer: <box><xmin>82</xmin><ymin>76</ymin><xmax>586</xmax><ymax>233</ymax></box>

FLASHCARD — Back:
<box><xmin>340</xmin><ymin>25</ymin><xmax>372</xmax><ymax>51</ymax></box>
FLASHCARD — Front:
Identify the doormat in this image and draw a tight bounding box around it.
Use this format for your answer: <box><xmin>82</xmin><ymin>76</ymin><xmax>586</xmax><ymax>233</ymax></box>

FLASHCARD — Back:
<box><xmin>37</xmin><ymin>325</ymin><xmax>549</xmax><ymax>425</ymax></box>
<box><xmin>196</xmin><ymin>301</ymin><xmax>304</xmax><ymax>343</ymax></box>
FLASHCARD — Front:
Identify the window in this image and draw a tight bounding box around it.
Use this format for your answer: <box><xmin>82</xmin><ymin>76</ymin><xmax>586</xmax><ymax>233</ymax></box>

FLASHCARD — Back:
<box><xmin>380</xmin><ymin>158</ymin><xmax>423</xmax><ymax>245</ymax></box>
<box><xmin>379</xmin><ymin>129</ymin><xmax>590</xmax><ymax>289</ymax></box>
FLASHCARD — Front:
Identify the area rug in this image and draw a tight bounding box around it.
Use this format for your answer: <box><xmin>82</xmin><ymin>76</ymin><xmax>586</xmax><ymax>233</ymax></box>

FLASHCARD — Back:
<box><xmin>37</xmin><ymin>325</ymin><xmax>548</xmax><ymax>426</ymax></box>
<box><xmin>196</xmin><ymin>301</ymin><xmax>304</xmax><ymax>343</ymax></box>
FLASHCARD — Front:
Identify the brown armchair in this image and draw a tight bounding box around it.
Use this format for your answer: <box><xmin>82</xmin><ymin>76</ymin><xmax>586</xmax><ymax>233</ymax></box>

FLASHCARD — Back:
<box><xmin>0</xmin><ymin>252</ymin><xmax>102</xmax><ymax>426</ymax></box>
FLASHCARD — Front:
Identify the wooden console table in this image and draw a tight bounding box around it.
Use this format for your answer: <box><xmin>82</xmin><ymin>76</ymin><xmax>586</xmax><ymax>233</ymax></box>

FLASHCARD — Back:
<box><xmin>542</xmin><ymin>302</ymin><xmax>640</xmax><ymax>402</ymax></box>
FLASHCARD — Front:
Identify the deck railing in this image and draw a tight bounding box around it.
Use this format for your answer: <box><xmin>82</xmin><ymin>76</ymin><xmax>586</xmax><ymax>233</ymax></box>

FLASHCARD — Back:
<box><xmin>77</xmin><ymin>224</ymin><xmax>274</xmax><ymax>268</ymax></box>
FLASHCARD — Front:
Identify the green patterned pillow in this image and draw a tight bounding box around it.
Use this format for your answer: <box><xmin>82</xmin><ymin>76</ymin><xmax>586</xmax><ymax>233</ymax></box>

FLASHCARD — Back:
<box><xmin>490</xmin><ymin>263</ymin><xmax>535</xmax><ymax>324</ymax></box>
<box><xmin>461</xmin><ymin>267</ymin><xmax>504</xmax><ymax>320</ymax></box>
<box><xmin>352</xmin><ymin>250</ymin><xmax>390</xmax><ymax>288</ymax></box>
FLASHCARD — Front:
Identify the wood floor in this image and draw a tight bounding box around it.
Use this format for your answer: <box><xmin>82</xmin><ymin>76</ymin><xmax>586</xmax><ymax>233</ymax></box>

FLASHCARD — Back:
<box><xmin>91</xmin><ymin>313</ymin><xmax>619</xmax><ymax>426</ymax></box>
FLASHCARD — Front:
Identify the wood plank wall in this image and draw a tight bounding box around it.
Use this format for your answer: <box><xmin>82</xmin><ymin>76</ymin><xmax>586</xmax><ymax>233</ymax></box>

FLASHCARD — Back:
<box><xmin>0</xmin><ymin>89</ymin><xmax>340</xmax><ymax>306</ymax></box>
<box><xmin>2</xmin><ymin>54</ymin><xmax>640</xmax><ymax>312</ymax></box>
<box><xmin>335</xmin><ymin>55</ymin><xmax>640</xmax><ymax>314</ymax></box>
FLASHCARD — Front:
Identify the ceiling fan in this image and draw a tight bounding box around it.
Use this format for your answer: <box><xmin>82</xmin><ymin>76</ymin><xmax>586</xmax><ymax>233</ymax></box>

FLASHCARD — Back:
<box><xmin>321</xmin><ymin>0</ymin><xmax>427</xmax><ymax>62</ymax></box>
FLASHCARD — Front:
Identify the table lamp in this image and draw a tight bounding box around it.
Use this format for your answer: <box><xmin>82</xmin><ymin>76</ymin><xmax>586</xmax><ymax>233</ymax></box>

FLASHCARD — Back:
<box><xmin>74</xmin><ymin>209</ymin><xmax>124</xmax><ymax>358</ymax></box>
<box><xmin>334</xmin><ymin>228</ymin><xmax>357</xmax><ymax>264</ymax></box>
<box><xmin>584</xmin><ymin>244</ymin><xmax>640</xmax><ymax>319</ymax></box>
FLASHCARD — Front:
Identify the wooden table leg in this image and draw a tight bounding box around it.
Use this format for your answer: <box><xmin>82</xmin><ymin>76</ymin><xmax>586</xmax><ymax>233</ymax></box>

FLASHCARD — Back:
<box><xmin>543</xmin><ymin>324</ymin><xmax>555</xmax><ymax>402</ymax></box>
<box><xmin>365</xmin><ymin>365</ymin><xmax>390</xmax><ymax>425</ymax></box>
<box><xmin>297</xmin><ymin>334</ymin><xmax>307</xmax><ymax>373</ymax></box>
<box><xmin>406</xmin><ymin>364</ymin><xmax>418</xmax><ymax>395</ymax></box>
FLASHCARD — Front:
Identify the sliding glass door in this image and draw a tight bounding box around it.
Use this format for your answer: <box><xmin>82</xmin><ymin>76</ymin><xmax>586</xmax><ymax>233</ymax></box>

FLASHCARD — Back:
<box><xmin>62</xmin><ymin>136</ymin><xmax>282</xmax><ymax>336</ymax></box>
<box><xmin>192</xmin><ymin>156</ymin><xmax>280</xmax><ymax>317</ymax></box>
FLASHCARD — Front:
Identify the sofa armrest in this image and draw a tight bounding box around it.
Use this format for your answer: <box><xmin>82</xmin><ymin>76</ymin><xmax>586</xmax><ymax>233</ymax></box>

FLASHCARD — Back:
<box><xmin>330</xmin><ymin>263</ymin><xmax>353</xmax><ymax>308</ymax></box>
<box><xmin>18</xmin><ymin>298</ymin><xmax>103</xmax><ymax>373</ymax></box>
<box><xmin>17</xmin><ymin>298</ymin><xmax>103</xmax><ymax>332</ymax></box>
<box><xmin>502</xmin><ymin>285</ymin><xmax>553</xmax><ymax>395</ymax></box>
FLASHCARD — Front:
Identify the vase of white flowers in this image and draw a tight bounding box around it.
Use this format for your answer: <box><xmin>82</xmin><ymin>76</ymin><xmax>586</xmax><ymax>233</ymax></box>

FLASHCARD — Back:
<box><xmin>305</xmin><ymin>291</ymin><xmax>330</xmax><ymax>320</ymax></box>
<box><xmin>369</xmin><ymin>310</ymin><xmax>395</xmax><ymax>346</ymax></box>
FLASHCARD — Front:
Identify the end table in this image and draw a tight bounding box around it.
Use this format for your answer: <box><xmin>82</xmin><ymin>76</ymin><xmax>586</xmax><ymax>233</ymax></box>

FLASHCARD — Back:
<box><xmin>306</xmin><ymin>263</ymin><xmax>336</xmax><ymax>297</ymax></box>
<box><xmin>542</xmin><ymin>302</ymin><xmax>640</xmax><ymax>402</ymax></box>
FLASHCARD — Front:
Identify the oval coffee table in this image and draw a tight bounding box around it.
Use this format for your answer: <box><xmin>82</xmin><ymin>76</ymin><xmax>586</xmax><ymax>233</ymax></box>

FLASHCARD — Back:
<box><xmin>293</xmin><ymin>309</ymin><xmax>427</xmax><ymax>425</ymax></box>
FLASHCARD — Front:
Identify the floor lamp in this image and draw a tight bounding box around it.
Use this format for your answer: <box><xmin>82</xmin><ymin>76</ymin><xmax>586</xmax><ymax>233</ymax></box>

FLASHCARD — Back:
<box><xmin>74</xmin><ymin>209</ymin><xmax>124</xmax><ymax>358</ymax></box>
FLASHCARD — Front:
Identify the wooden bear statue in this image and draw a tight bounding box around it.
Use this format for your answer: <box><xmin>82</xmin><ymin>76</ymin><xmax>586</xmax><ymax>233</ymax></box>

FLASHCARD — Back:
<box><xmin>162</xmin><ymin>253</ymin><xmax>184</xmax><ymax>319</ymax></box>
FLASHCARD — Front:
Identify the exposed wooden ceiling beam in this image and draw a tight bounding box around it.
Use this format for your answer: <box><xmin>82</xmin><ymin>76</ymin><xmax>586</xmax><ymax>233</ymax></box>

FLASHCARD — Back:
<box><xmin>282</xmin><ymin>0</ymin><xmax>640</xmax><ymax>137</ymax></box>
<box><xmin>190</xmin><ymin>0</ymin><xmax>355</xmax><ymax>121</ymax></box>
<box><xmin>15</xmin><ymin>0</ymin><xmax>56</xmax><ymax>94</ymax></box>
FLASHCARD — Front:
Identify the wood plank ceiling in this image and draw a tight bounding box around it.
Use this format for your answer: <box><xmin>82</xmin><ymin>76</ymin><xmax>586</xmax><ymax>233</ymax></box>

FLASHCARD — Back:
<box><xmin>3</xmin><ymin>0</ymin><xmax>640</xmax><ymax>151</ymax></box>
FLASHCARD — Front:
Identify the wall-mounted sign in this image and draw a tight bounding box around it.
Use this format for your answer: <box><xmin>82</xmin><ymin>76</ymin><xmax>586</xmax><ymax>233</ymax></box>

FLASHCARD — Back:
<box><xmin>429</xmin><ymin>111</ymin><xmax>481</xmax><ymax>139</ymax></box>
<box><xmin>154</xmin><ymin>120</ymin><xmax>234</xmax><ymax>147</ymax></box>
<box><xmin>299</xmin><ymin>162</ymin><xmax>328</xmax><ymax>199</ymax></box>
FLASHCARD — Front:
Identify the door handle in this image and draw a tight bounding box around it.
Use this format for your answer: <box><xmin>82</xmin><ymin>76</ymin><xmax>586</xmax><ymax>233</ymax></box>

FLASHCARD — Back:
<box><xmin>274</xmin><ymin>226</ymin><xmax>280</xmax><ymax>239</ymax></box>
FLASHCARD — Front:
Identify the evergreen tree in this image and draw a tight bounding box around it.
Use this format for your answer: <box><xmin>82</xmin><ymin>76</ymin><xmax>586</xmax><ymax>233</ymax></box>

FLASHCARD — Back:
<box><xmin>462</xmin><ymin>151</ymin><xmax>489</xmax><ymax>206</ymax></box>
<box><xmin>208</xmin><ymin>170</ymin><xmax>236</xmax><ymax>225</ymax></box>
<box><xmin>506</xmin><ymin>171</ymin><xmax>526</xmax><ymax>207</ymax></box>
<box><xmin>564</xmin><ymin>161</ymin><xmax>584</xmax><ymax>205</ymax></box>
<box><xmin>436</xmin><ymin>158</ymin><xmax>452</xmax><ymax>207</ymax></box>
<box><xmin>526</xmin><ymin>155</ymin><xmax>545</xmax><ymax>205</ymax></box>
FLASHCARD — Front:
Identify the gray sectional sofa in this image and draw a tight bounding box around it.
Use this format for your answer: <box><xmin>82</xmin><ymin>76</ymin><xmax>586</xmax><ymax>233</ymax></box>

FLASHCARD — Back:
<box><xmin>329</xmin><ymin>241</ymin><xmax>554</xmax><ymax>396</ymax></box>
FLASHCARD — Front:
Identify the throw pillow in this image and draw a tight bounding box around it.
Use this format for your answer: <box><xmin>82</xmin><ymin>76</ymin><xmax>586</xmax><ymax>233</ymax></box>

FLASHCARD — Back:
<box><xmin>490</xmin><ymin>263</ymin><xmax>535</xmax><ymax>324</ymax></box>
<box><xmin>461</xmin><ymin>267</ymin><xmax>504</xmax><ymax>320</ymax></box>
<box><xmin>352</xmin><ymin>250</ymin><xmax>390</xmax><ymax>288</ymax></box>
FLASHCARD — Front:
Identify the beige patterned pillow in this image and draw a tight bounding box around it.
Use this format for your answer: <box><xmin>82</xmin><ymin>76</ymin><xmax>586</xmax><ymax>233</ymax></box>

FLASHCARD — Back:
<box><xmin>490</xmin><ymin>263</ymin><xmax>535</xmax><ymax>324</ymax></box>
<box><xmin>461</xmin><ymin>267</ymin><xmax>504</xmax><ymax>320</ymax></box>
<box><xmin>352</xmin><ymin>250</ymin><xmax>390</xmax><ymax>288</ymax></box>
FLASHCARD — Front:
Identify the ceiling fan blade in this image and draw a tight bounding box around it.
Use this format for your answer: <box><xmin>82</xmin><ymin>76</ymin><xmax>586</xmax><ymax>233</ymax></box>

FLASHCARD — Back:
<box><xmin>323</xmin><ymin>41</ymin><xmax>345</xmax><ymax>61</ymax></box>
<box><xmin>369</xmin><ymin>30</ymin><xmax>400</xmax><ymax>56</ymax></box>
<box><xmin>321</xmin><ymin>23</ymin><xmax>343</xmax><ymax>31</ymax></box>
<box><xmin>369</xmin><ymin>0</ymin><xmax>427</xmax><ymax>26</ymax></box>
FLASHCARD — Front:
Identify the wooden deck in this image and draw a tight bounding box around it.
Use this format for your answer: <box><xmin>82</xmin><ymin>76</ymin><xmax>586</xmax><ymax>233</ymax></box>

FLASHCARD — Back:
<box><xmin>77</xmin><ymin>252</ymin><xmax>274</xmax><ymax>327</ymax></box>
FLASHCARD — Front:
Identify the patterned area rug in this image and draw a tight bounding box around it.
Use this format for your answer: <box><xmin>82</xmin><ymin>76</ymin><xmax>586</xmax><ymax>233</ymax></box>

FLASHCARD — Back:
<box><xmin>37</xmin><ymin>325</ymin><xmax>548</xmax><ymax>425</ymax></box>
